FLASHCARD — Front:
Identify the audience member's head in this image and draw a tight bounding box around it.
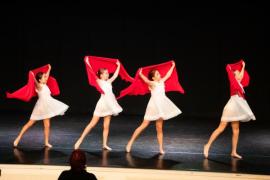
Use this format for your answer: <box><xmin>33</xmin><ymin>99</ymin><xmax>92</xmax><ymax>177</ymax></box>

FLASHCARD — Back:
<box><xmin>58</xmin><ymin>150</ymin><xmax>97</xmax><ymax>180</ymax></box>
<box><xmin>69</xmin><ymin>149</ymin><xmax>87</xmax><ymax>172</ymax></box>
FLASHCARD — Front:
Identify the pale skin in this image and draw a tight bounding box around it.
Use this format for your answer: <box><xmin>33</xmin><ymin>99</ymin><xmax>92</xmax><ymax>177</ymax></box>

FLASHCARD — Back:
<box><xmin>204</xmin><ymin>61</ymin><xmax>246</xmax><ymax>159</ymax></box>
<box><xmin>126</xmin><ymin>61</ymin><xmax>176</xmax><ymax>154</ymax></box>
<box><xmin>74</xmin><ymin>61</ymin><xmax>121</xmax><ymax>151</ymax></box>
<box><xmin>13</xmin><ymin>64</ymin><xmax>53</xmax><ymax>148</ymax></box>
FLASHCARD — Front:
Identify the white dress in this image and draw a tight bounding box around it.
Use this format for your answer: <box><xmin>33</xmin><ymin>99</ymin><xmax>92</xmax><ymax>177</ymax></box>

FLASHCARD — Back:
<box><xmin>93</xmin><ymin>80</ymin><xmax>123</xmax><ymax>117</ymax></box>
<box><xmin>30</xmin><ymin>84</ymin><xmax>69</xmax><ymax>121</ymax></box>
<box><xmin>221</xmin><ymin>81</ymin><xmax>256</xmax><ymax>122</ymax></box>
<box><xmin>144</xmin><ymin>81</ymin><xmax>182</xmax><ymax>121</ymax></box>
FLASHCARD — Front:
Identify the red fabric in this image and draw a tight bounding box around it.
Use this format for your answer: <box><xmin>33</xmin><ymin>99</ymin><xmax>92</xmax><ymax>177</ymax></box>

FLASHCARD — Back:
<box><xmin>84</xmin><ymin>56</ymin><xmax>134</xmax><ymax>94</ymax></box>
<box><xmin>6</xmin><ymin>65</ymin><xmax>60</xmax><ymax>102</ymax></box>
<box><xmin>117</xmin><ymin>61</ymin><xmax>185</xmax><ymax>99</ymax></box>
<box><xmin>226</xmin><ymin>59</ymin><xmax>250</xmax><ymax>98</ymax></box>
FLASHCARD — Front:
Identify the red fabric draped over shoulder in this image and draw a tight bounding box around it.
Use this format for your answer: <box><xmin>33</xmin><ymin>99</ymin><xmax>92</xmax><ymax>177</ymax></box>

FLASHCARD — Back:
<box><xmin>226</xmin><ymin>59</ymin><xmax>250</xmax><ymax>98</ymax></box>
<box><xmin>117</xmin><ymin>61</ymin><xmax>185</xmax><ymax>99</ymax></box>
<box><xmin>6</xmin><ymin>64</ymin><xmax>60</xmax><ymax>102</ymax></box>
<box><xmin>84</xmin><ymin>56</ymin><xmax>134</xmax><ymax>94</ymax></box>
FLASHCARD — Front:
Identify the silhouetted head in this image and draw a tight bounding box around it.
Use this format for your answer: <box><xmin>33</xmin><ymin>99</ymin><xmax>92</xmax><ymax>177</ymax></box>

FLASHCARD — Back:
<box><xmin>148</xmin><ymin>69</ymin><xmax>161</xmax><ymax>81</ymax></box>
<box><xmin>97</xmin><ymin>68</ymin><xmax>109</xmax><ymax>80</ymax></box>
<box><xmin>69</xmin><ymin>149</ymin><xmax>87</xmax><ymax>172</ymax></box>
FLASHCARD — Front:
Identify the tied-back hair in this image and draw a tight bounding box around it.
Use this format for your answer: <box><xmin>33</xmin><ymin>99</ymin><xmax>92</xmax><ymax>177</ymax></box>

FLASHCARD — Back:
<box><xmin>35</xmin><ymin>72</ymin><xmax>44</xmax><ymax>83</ymax></box>
<box><xmin>69</xmin><ymin>149</ymin><xmax>87</xmax><ymax>172</ymax></box>
<box><xmin>96</xmin><ymin>68</ymin><xmax>107</xmax><ymax>78</ymax></box>
<box><xmin>148</xmin><ymin>69</ymin><xmax>157</xmax><ymax>81</ymax></box>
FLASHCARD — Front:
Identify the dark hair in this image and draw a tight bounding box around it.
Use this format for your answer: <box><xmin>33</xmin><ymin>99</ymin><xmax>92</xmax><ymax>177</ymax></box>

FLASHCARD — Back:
<box><xmin>96</xmin><ymin>68</ymin><xmax>108</xmax><ymax>78</ymax></box>
<box><xmin>69</xmin><ymin>150</ymin><xmax>86</xmax><ymax>172</ymax></box>
<box><xmin>148</xmin><ymin>69</ymin><xmax>157</xmax><ymax>80</ymax></box>
<box><xmin>35</xmin><ymin>72</ymin><xmax>44</xmax><ymax>83</ymax></box>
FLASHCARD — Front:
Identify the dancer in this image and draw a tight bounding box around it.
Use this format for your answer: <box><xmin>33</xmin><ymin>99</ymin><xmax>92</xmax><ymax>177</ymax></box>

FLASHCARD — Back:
<box><xmin>13</xmin><ymin>64</ymin><xmax>69</xmax><ymax>148</ymax></box>
<box><xmin>74</xmin><ymin>60</ymin><xmax>123</xmax><ymax>151</ymax></box>
<box><xmin>125</xmin><ymin>61</ymin><xmax>182</xmax><ymax>154</ymax></box>
<box><xmin>204</xmin><ymin>60</ymin><xmax>255</xmax><ymax>159</ymax></box>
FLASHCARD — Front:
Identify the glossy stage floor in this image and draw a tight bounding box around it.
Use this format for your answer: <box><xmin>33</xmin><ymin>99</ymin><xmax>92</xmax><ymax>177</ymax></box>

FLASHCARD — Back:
<box><xmin>0</xmin><ymin>114</ymin><xmax>270</xmax><ymax>175</ymax></box>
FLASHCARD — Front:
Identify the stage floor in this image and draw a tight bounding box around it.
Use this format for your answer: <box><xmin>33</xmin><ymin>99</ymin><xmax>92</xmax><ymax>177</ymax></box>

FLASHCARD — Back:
<box><xmin>0</xmin><ymin>114</ymin><xmax>270</xmax><ymax>175</ymax></box>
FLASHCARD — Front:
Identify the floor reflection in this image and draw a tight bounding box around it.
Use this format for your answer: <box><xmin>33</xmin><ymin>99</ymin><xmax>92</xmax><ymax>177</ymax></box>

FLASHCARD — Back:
<box><xmin>13</xmin><ymin>147</ymin><xmax>67</xmax><ymax>164</ymax></box>
<box><xmin>203</xmin><ymin>157</ymin><xmax>241</xmax><ymax>172</ymax></box>
<box><xmin>125</xmin><ymin>152</ymin><xmax>179</xmax><ymax>169</ymax></box>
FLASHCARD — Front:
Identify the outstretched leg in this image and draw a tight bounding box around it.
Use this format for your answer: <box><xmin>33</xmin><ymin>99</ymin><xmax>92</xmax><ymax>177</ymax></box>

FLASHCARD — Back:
<box><xmin>74</xmin><ymin>116</ymin><xmax>100</xmax><ymax>149</ymax></box>
<box><xmin>204</xmin><ymin>121</ymin><xmax>228</xmax><ymax>158</ymax></box>
<box><xmin>13</xmin><ymin>120</ymin><xmax>36</xmax><ymax>147</ymax></box>
<box><xmin>126</xmin><ymin>120</ymin><xmax>150</xmax><ymax>153</ymax></box>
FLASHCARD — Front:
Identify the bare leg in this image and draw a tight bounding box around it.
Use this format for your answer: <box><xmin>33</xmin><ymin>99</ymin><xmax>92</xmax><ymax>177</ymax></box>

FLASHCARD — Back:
<box><xmin>204</xmin><ymin>121</ymin><xmax>228</xmax><ymax>158</ymax></box>
<box><xmin>74</xmin><ymin>116</ymin><xmax>100</xmax><ymax>149</ymax></box>
<box><xmin>156</xmin><ymin>119</ymin><xmax>165</xmax><ymax>154</ymax></box>
<box><xmin>126</xmin><ymin>120</ymin><xmax>150</xmax><ymax>152</ymax></box>
<box><xmin>43</xmin><ymin>119</ymin><xmax>52</xmax><ymax>148</ymax></box>
<box><xmin>103</xmin><ymin>116</ymin><xmax>112</xmax><ymax>151</ymax></box>
<box><xmin>13</xmin><ymin>120</ymin><xmax>36</xmax><ymax>147</ymax></box>
<box><xmin>231</xmin><ymin>121</ymin><xmax>242</xmax><ymax>159</ymax></box>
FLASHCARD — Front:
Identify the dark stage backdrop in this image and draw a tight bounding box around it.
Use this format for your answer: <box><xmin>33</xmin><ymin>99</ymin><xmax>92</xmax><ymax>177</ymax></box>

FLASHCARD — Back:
<box><xmin>0</xmin><ymin>2</ymin><xmax>269</xmax><ymax>121</ymax></box>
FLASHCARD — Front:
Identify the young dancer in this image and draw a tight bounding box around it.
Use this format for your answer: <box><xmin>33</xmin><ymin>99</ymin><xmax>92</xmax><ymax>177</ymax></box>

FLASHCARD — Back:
<box><xmin>126</xmin><ymin>61</ymin><xmax>182</xmax><ymax>154</ymax></box>
<box><xmin>13</xmin><ymin>64</ymin><xmax>69</xmax><ymax>148</ymax></box>
<box><xmin>74</xmin><ymin>61</ymin><xmax>122</xmax><ymax>151</ymax></box>
<box><xmin>204</xmin><ymin>60</ymin><xmax>256</xmax><ymax>159</ymax></box>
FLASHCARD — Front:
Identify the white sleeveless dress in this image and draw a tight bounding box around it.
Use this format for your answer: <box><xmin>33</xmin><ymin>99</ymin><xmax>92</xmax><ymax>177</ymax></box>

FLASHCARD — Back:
<box><xmin>221</xmin><ymin>81</ymin><xmax>256</xmax><ymax>122</ymax></box>
<box><xmin>93</xmin><ymin>80</ymin><xmax>123</xmax><ymax>117</ymax></box>
<box><xmin>30</xmin><ymin>84</ymin><xmax>69</xmax><ymax>121</ymax></box>
<box><xmin>144</xmin><ymin>81</ymin><xmax>182</xmax><ymax>121</ymax></box>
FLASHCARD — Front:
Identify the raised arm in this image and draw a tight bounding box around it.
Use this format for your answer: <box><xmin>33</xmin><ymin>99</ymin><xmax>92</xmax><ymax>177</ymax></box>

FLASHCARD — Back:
<box><xmin>108</xmin><ymin>61</ymin><xmax>120</xmax><ymax>83</ymax></box>
<box><xmin>44</xmin><ymin>64</ymin><xmax>51</xmax><ymax>81</ymax></box>
<box><xmin>161</xmin><ymin>61</ymin><xmax>175</xmax><ymax>82</ymax></box>
<box><xmin>31</xmin><ymin>71</ymin><xmax>41</xmax><ymax>90</ymax></box>
<box><xmin>86</xmin><ymin>58</ymin><xmax>93</xmax><ymax>69</ymax></box>
<box><xmin>139</xmin><ymin>68</ymin><xmax>153</xmax><ymax>86</ymax></box>
<box><xmin>239</xmin><ymin>61</ymin><xmax>245</xmax><ymax>80</ymax></box>
<box><xmin>234</xmin><ymin>61</ymin><xmax>245</xmax><ymax>81</ymax></box>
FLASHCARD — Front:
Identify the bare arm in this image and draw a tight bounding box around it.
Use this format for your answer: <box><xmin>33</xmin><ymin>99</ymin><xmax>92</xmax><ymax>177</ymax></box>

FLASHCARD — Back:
<box><xmin>108</xmin><ymin>61</ymin><xmax>120</xmax><ymax>83</ymax></box>
<box><xmin>31</xmin><ymin>71</ymin><xmax>41</xmax><ymax>90</ymax></box>
<box><xmin>139</xmin><ymin>68</ymin><xmax>154</xmax><ymax>86</ymax></box>
<box><xmin>239</xmin><ymin>61</ymin><xmax>245</xmax><ymax>80</ymax></box>
<box><xmin>161</xmin><ymin>61</ymin><xmax>175</xmax><ymax>82</ymax></box>
<box><xmin>44</xmin><ymin>64</ymin><xmax>51</xmax><ymax>81</ymax></box>
<box><xmin>86</xmin><ymin>58</ymin><xmax>92</xmax><ymax>69</ymax></box>
<box><xmin>234</xmin><ymin>61</ymin><xmax>245</xmax><ymax>81</ymax></box>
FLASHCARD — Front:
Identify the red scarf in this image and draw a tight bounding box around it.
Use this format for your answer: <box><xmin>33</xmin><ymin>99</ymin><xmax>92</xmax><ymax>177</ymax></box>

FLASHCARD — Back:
<box><xmin>117</xmin><ymin>61</ymin><xmax>185</xmax><ymax>99</ymax></box>
<box><xmin>226</xmin><ymin>60</ymin><xmax>250</xmax><ymax>98</ymax></box>
<box><xmin>84</xmin><ymin>56</ymin><xmax>134</xmax><ymax>94</ymax></box>
<box><xmin>6</xmin><ymin>65</ymin><xmax>60</xmax><ymax>102</ymax></box>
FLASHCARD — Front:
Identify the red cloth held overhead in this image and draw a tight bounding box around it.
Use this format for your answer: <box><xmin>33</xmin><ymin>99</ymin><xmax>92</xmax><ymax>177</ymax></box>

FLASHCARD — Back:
<box><xmin>226</xmin><ymin>59</ymin><xmax>250</xmax><ymax>98</ymax></box>
<box><xmin>117</xmin><ymin>61</ymin><xmax>185</xmax><ymax>99</ymax></box>
<box><xmin>84</xmin><ymin>56</ymin><xmax>134</xmax><ymax>94</ymax></box>
<box><xmin>6</xmin><ymin>65</ymin><xmax>60</xmax><ymax>102</ymax></box>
